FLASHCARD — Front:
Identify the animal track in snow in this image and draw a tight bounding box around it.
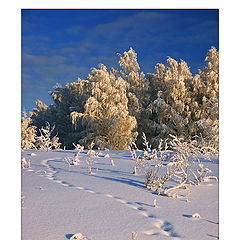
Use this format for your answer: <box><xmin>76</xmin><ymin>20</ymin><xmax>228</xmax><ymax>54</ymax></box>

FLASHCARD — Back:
<box><xmin>142</xmin><ymin>219</ymin><xmax>180</xmax><ymax>238</ymax></box>
<box><xmin>32</xmin><ymin>157</ymin><xmax>180</xmax><ymax>239</ymax></box>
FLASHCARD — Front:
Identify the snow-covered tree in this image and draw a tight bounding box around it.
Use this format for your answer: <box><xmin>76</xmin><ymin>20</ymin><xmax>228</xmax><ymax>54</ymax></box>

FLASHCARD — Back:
<box><xmin>117</xmin><ymin>48</ymin><xmax>151</xmax><ymax>146</ymax></box>
<box><xmin>26</xmin><ymin>78</ymin><xmax>89</xmax><ymax>149</ymax></box>
<box><xmin>74</xmin><ymin>64</ymin><xmax>137</xmax><ymax>150</ymax></box>
<box><xmin>31</xmin><ymin>100</ymin><xmax>53</xmax><ymax>128</ymax></box>
<box><xmin>142</xmin><ymin>47</ymin><xmax>219</xmax><ymax>149</ymax></box>
<box><xmin>21</xmin><ymin>111</ymin><xmax>37</xmax><ymax>149</ymax></box>
<box><xmin>146</xmin><ymin>57</ymin><xmax>193</xmax><ymax>147</ymax></box>
<box><xmin>27</xmin><ymin>47</ymin><xmax>218</xmax><ymax>151</ymax></box>
<box><xmin>50</xmin><ymin>78</ymin><xmax>89</xmax><ymax>148</ymax></box>
<box><xmin>187</xmin><ymin>47</ymin><xmax>219</xmax><ymax>148</ymax></box>
<box><xmin>197</xmin><ymin>47</ymin><xmax>219</xmax><ymax>148</ymax></box>
<box><xmin>118</xmin><ymin>48</ymin><xmax>151</xmax><ymax>113</ymax></box>
<box><xmin>30</xmin><ymin>79</ymin><xmax>89</xmax><ymax>149</ymax></box>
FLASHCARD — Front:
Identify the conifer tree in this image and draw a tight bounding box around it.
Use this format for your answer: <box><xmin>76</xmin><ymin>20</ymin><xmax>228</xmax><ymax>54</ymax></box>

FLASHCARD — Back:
<box><xmin>49</xmin><ymin>78</ymin><xmax>89</xmax><ymax>148</ymax></box>
<box><xmin>31</xmin><ymin>100</ymin><xmax>49</xmax><ymax>128</ymax></box>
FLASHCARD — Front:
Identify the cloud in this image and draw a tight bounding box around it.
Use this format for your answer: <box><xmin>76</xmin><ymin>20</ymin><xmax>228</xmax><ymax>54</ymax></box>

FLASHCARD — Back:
<box><xmin>22</xmin><ymin>53</ymin><xmax>67</xmax><ymax>66</ymax></box>
<box><xmin>22</xmin><ymin>10</ymin><xmax>218</xmax><ymax>112</ymax></box>
<box><xmin>22</xmin><ymin>53</ymin><xmax>89</xmax><ymax>112</ymax></box>
<box><xmin>87</xmin><ymin>11</ymin><xmax>168</xmax><ymax>43</ymax></box>
<box><xmin>57</xmin><ymin>46</ymin><xmax>89</xmax><ymax>55</ymax></box>
<box><xmin>22</xmin><ymin>53</ymin><xmax>84</xmax><ymax>94</ymax></box>
<box><xmin>22</xmin><ymin>36</ymin><xmax>50</xmax><ymax>42</ymax></box>
<box><xmin>82</xmin><ymin>10</ymin><xmax>218</xmax><ymax>55</ymax></box>
<box><xmin>23</xmin><ymin>53</ymin><xmax>67</xmax><ymax>66</ymax></box>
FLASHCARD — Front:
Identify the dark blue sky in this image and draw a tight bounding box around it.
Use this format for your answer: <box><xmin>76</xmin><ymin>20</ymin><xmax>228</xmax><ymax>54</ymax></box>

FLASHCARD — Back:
<box><xmin>22</xmin><ymin>9</ymin><xmax>219</xmax><ymax>113</ymax></box>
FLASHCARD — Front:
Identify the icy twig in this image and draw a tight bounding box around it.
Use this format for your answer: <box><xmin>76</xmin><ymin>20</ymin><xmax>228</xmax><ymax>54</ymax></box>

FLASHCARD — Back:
<box><xmin>110</xmin><ymin>159</ymin><xmax>115</xmax><ymax>166</ymax></box>
<box><xmin>153</xmin><ymin>199</ymin><xmax>158</xmax><ymax>208</ymax></box>
<box><xmin>86</xmin><ymin>142</ymin><xmax>95</xmax><ymax>174</ymax></box>
<box><xmin>21</xmin><ymin>157</ymin><xmax>27</xmax><ymax>168</ymax></box>
<box><xmin>73</xmin><ymin>143</ymin><xmax>84</xmax><ymax>152</ymax></box>
<box><xmin>27</xmin><ymin>160</ymin><xmax>31</xmax><ymax>168</ymax></box>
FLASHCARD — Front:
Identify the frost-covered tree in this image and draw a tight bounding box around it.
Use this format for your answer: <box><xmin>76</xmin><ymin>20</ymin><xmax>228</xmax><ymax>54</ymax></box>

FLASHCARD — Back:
<box><xmin>30</xmin><ymin>79</ymin><xmax>89</xmax><ymax>149</ymax></box>
<box><xmin>72</xmin><ymin>64</ymin><xmax>137</xmax><ymax>150</ymax></box>
<box><xmin>117</xmin><ymin>48</ymin><xmax>151</xmax><ymax>146</ymax></box>
<box><xmin>143</xmin><ymin>47</ymin><xmax>219</xmax><ymax>149</ymax></box>
<box><xmin>51</xmin><ymin>78</ymin><xmax>88</xmax><ymax>148</ymax></box>
<box><xmin>186</xmin><ymin>47</ymin><xmax>219</xmax><ymax>148</ymax></box>
<box><xmin>117</xmin><ymin>48</ymin><xmax>151</xmax><ymax>115</ymax></box>
<box><xmin>146</xmin><ymin>57</ymin><xmax>193</xmax><ymax>147</ymax></box>
<box><xmin>50</xmin><ymin>78</ymin><xmax>89</xmax><ymax>147</ymax></box>
<box><xmin>21</xmin><ymin>111</ymin><xmax>37</xmax><ymax>149</ymax></box>
<box><xmin>29</xmin><ymin>78</ymin><xmax>89</xmax><ymax>149</ymax></box>
<box><xmin>197</xmin><ymin>47</ymin><xmax>219</xmax><ymax>147</ymax></box>
<box><xmin>27</xmin><ymin>47</ymin><xmax>218</xmax><ymax>151</ymax></box>
<box><xmin>31</xmin><ymin>100</ymin><xmax>54</xmax><ymax>128</ymax></box>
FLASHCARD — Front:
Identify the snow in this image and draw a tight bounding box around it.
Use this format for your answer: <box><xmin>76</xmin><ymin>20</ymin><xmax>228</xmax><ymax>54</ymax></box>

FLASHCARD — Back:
<box><xmin>21</xmin><ymin>149</ymin><xmax>218</xmax><ymax>240</ymax></box>
<box><xmin>70</xmin><ymin>232</ymin><xmax>88</xmax><ymax>240</ymax></box>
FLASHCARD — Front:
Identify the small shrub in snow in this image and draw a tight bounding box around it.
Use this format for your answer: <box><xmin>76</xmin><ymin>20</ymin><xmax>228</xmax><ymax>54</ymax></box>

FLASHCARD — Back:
<box><xmin>73</xmin><ymin>143</ymin><xmax>84</xmax><ymax>153</ymax></box>
<box><xmin>74</xmin><ymin>152</ymin><xmax>81</xmax><ymax>165</ymax></box>
<box><xmin>86</xmin><ymin>142</ymin><xmax>95</xmax><ymax>174</ymax></box>
<box><xmin>130</xmin><ymin>133</ymin><xmax>218</xmax><ymax>198</ymax></box>
<box><xmin>87</xmin><ymin>149</ymin><xmax>95</xmax><ymax>155</ymax></box>
<box><xmin>68</xmin><ymin>144</ymin><xmax>84</xmax><ymax>165</ymax></box>
<box><xmin>21</xmin><ymin>157</ymin><xmax>27</xmax><ymax>168</ymax></box>
<box><xmin>148</xmin><ymin>135</ymin><xmax>213</xmax><ymax>196</ymax></box>
<box><xmin>129</xmin><ymin>133</ymin><xmax>160</xmax><ymax>175</ymax></box>
<box><xmin>21</xmin><ymin>157</ymin><xmax>31</xmax><ymax>169</ymax></box>
<box><xmin>128</xmin><ymin>146</ymin><xmax>140</xmax><ymax>174</ymax></box>
<box><xmin>129</xmin><ymin>133</ymin><xmax>169</xmax><ymax>176</ymax></box>
<box><xmin>64</xmin><ymin>154</ymin><xmax>80</xmax><ymax>166</ymax></box>
<box><xmin>51</xmin><ymin>135</ymin><xmax>61</xmax><ymax>150</ymax></box>
<box><xmin>189</xmin><ymin>162</ymin><xmax>213</xmax><ymax>185</ymax></box>
<box><xmin>35</xmin><ymin>122</ymin><xmax>61</xmax><ymax>151</ymax></box>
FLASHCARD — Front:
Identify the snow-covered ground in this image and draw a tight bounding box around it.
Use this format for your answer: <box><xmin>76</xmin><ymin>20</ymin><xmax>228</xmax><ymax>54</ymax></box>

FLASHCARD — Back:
<box><xmin>21</xmin><ymin>150</ymin><xmax>218</xmax><ymax>240</ymax></box>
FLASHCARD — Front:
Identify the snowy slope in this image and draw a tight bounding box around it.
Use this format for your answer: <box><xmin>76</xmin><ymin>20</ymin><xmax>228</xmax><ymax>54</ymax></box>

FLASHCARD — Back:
<box><xmin>21</xmin><ymin>150</ymin><xmax>218</xmax><ymax>240</ymax></box>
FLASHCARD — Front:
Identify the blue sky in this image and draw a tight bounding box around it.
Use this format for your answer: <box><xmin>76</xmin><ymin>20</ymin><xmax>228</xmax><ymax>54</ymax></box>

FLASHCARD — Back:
<box><xmin>22</xmin><ymin>9</ymin><xmax>219</xmax><ymax>113</ymax></box>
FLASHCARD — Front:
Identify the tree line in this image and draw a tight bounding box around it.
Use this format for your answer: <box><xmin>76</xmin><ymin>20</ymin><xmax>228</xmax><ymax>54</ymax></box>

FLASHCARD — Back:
<box><xmin>21</xmin><ymin>47</ymin><xmax>219</xmax><ymax>151</ymax></box>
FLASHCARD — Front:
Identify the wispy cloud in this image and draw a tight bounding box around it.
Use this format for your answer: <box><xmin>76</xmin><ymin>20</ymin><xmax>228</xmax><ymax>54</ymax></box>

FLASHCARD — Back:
<box><xmin>86</xmin><ymin>12</ymin><xmax>168</xmax><ymax>44</ymax></box>
<box><xmin>22</xmin><ymin>9</ymin><xmax>218</xmax><ymax>112</ymax></box>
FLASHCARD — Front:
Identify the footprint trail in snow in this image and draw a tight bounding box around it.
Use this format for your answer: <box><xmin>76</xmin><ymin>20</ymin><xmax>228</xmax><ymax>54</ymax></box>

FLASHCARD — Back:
<box><xmin>24</xmin><ymin>156</ymin><xmax>180</xmax><ymax>239</ymax></box>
